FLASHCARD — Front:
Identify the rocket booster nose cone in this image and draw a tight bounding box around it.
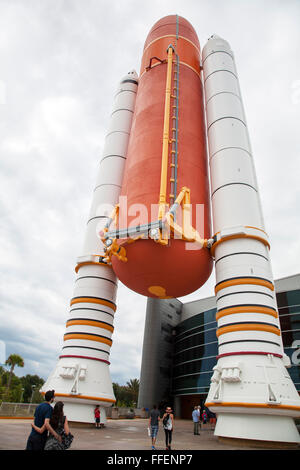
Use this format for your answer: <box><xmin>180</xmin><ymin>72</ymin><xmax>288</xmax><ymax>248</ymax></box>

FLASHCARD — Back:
<box><xmin>120</xmin><ymin>69</ymin><xmax>139</xmax><ymax>84</ymax></box>
<box><xmin>202</xmin><ymin>34</ymin><xmax>233</xmax><ymax>61</ymax></box>
<box><xmin>209</xmin><ymin>34</ymin><xmax>221</xmax><ymax>40</ymax></box>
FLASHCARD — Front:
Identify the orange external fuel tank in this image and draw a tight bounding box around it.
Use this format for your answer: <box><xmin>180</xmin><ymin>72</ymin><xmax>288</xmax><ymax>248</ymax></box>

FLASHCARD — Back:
<box><xmin>110</xmin><ymin>15</ymin><xmax>212</xmax><ymax>298</ymax></box>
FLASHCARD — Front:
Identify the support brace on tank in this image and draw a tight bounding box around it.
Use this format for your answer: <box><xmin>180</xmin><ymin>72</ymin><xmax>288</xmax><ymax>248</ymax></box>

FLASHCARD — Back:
<box><xmin>100</xmin><ymin>186</ymin><xmax>214</xmax><ymax>263</ymax></box>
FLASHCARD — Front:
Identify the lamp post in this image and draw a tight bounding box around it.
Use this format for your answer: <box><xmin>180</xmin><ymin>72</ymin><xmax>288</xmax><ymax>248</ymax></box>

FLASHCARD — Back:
<box><xmin>28</xmin><ymin>385</ymin><xmax>36</xmax><ymax>413</ymax></box>
<box><xmin>14</xmin><ymin>387</ymin><xmax>25</xmax><ymax>415</ymax></box>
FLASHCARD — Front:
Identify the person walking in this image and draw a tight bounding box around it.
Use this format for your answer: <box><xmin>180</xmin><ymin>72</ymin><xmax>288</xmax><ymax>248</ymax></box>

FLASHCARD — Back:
<box><xmin>209</xmin><ymin>410</ymin><xmax>217</xmax><ymax>430</ymax></box>
<box><xmin>31</xmin><ymin>401</ymin><xmax>73</xmax><ymax>450</ymax></box>
<box><xmin>148</xmin><ymin>404</ymin><xmax>160</xmax><ymax>450</ymax></box>
<box><xmin>197</xmin><ymin>405</ymin><xmax>202</xmax><ymax>430</ymax></box>
<box><xmin>202</xmin><ymin>409</ymin><xmax>208</xmax><ymax>426</ymax></box>
<box><xmin>192</xmin><ymin>406</ymin><xmax>200</xmax><ymax>435</ymax></box>
<box><xmin>94</xmin><ymin>405</ymin><xmax>101</xmax><ymax>429</ymax></box>
<box><xmin>162</xmin><ymin>406</ymin><xmax>174</xmax><ymax>451</ymax></box>
<box><xmin>26</xmin><ymin>390</ymin><xmax>59</xmax><ymax>450</ymax></box>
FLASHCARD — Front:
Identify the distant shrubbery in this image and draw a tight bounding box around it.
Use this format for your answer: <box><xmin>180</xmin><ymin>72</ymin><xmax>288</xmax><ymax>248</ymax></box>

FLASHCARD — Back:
<box><xmin>1</xmin><ymin>353</ymin><xmax>139</xmax><ymax>406</ymax></box>
<box><xmin>0</xmin><ymin>354</ymin><xmax>44</xmax><ymax>403</ymax></box>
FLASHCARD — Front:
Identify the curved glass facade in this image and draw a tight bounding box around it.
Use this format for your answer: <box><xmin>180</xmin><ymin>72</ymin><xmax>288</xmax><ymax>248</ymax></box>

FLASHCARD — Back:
<box><xmin>277</xmin><ymin>289</ymin><xmax>300</xmax><ymax>391</ymax></box>
<box><xmin>172</xmin><ymin>307</ymin><xmax>217</xmax><ymax>396</ymax></box>
<box><xmin>172</xmin><ymin>289</ymin><xmax>300</xmax><ymax>398</ymax></box>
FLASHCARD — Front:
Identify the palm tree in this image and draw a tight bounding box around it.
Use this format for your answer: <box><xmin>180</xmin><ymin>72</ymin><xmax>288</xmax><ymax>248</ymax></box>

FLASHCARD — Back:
<box><xmin>5</xmin><ymin>354</ymin><xmax>24</xmax><ymax>394</ymax></box>
<box><xmin>126</xmin><ymin>378</ymin><xmax>139</xmax><ymax>404</ymax></box>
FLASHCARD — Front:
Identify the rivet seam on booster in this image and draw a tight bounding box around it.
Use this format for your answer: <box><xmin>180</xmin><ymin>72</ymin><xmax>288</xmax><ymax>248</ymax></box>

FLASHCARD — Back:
<box><xmin>94</xmin><ymin>183</ymin><xmax>122</xmax><ymax>192</ymax></box>
<box><xmin>110</xmin><ymin>108</ymin><xmax>134</xmax><ymax>116</ymax></box>
<box><xmin>204</xmin><ymin>69</ymin><xmax>238</xmax><ymax>84</ymax></box>
<box><xmin>211</xmin><ymin>182</ymin><xmax>258</xmax><ymax>197</ymax></box>
<box><xmin>206</xmin><ymin>91</ymin><xmax>242</xmax><ymax>105</ymax></box>
<box><xmin>207</xmin><ymin>116</ymin><xmax>247</xmax><ymax>132</ymax></box>
<box><xmin>202</xmin><ymin>49</ymin><xmax>234</xmax><ymax>64</ymax></box>
<box><xmin>100</xmin><ymin>154</ymin><xmax>126</xmax><ymax>164</ymax></box>
<box><xmin>218</xmin><ymin>338</ymin><xmax>281</xmax><ymax>348</ymax></box>
<box><xmin>87</xmin><ymin>215</ymin><xmax>109</xmax><ymax>225</ymax></box>
<box><xmin>217</xmin><ymin>291</ymin><xmax>275</xmax><ymax>302</ymax></box>
<box><xmin>215</xmin><ymin>252</ymin><xmax>269</xmax><ymax>264</ymax></box>
<box><xmin>115</xmin><ymin>89</ymin><xmax>137</xmax><ymax>97</ymax></box>
<box><xmin>70</xmin><ymin>307</ymin><xmax>115</xmax><ymax>318</ymax></box>
<box><xmin>210</xmin><ymin>146</ymin><xmax>252</xmax><ymax>160</ymax></box>
<box><xmin>105</xmin><ymin>130</ymin><xmax>130</xmax><ymax>138</ymax></box>
<box><xmin>62</xmin><ymin>345</ymin><xmax>110</xmax><ymax>355</ymax></box>
<box><xmin>75</xmin><ymin>275</ymin><xmax>117</xmax><ymax>286</ymax></box>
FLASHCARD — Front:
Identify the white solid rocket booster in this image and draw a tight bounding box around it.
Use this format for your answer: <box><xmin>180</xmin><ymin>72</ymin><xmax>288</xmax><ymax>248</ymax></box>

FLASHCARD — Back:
<box><xmin>41</xmin><ymin>71</ymin><xmax>138</xmax><ymax>423</ymax></box>
<box><xmin>203</xmin><ymin>35</ymin><xmax>300</xmax><ymax>444</ymax></box>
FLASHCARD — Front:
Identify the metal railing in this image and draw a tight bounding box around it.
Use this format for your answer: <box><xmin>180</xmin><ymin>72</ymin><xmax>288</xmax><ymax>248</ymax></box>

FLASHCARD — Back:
<box><xmin>0</xmin><ymin>402</ymin><xmax>38</xmax><ymax>417</ymax></box>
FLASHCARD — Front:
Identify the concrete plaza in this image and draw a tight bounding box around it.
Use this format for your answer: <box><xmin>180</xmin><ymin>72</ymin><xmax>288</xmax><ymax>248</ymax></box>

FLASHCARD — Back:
<box><xmin>0</xmin><ymin>418</ymin><xmax>299</xmax><ymax>451</ymax></box>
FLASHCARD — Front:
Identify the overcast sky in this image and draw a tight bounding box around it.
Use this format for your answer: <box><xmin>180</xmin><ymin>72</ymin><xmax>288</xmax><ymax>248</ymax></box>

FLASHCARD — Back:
<box><xmin>0</xmin><ymin>0</ymin><xmax>300</xmax><ymax>387</ymax></box>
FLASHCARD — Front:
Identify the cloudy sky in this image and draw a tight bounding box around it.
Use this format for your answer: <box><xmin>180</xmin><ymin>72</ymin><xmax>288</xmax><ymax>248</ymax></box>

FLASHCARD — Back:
<box><xmin>0</xmin><ymin>0</ymin><xmax>300</xmax><ymax>387</ymax></box>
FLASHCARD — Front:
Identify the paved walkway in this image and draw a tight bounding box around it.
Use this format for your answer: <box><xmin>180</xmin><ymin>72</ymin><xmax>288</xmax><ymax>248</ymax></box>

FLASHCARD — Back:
<box><xmin>0</xmin><ymin>418</ymin><xmax>297</xmax><ymax>451</ymax></box>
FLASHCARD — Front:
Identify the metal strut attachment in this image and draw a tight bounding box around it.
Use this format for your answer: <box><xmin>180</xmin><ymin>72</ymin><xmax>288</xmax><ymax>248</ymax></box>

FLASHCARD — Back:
<box><xmin>164</xmin><ymin>187</ymin><xmax>214</xmax><ymax>248</ymax></box>
<box><xmin>100</xmin><ymin>187</ymin><xmax>214</xmax><ymax>264</ymax></box>
<box><xmin>100</xmin><ymin>205</ymin><xmax>128</xmax><ymax>264</ymax></box>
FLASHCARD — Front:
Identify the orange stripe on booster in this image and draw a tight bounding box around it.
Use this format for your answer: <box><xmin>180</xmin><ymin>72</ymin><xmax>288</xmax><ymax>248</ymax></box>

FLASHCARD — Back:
<box><xmin>210</xmin><ymin>234</ymin><xmax>270</xmax><ymax>257</ymax></box>
<box><xmin>205</xmin><ymin>402</ymin><xmax>300</xmax><ymax>413</ymax></box>
<box><xmin>75</xmin><ymin>261</ymin><xmax>111</xmax><ymax>273</ymax></box>
<box><xmin>216</xmin><ymin>306</ymin><xmax>278</xmax><ymax>321</ymax></box>
<box><xmin>41</xmin><ymin>391</ymin><xmax>115</xmax><ymax>404</ymax></box>
<box><xmin>66</xmin><ymin>319</ymin><xmax>114</xmax><ymax>332</ymax></box>
<box><xmin>63</xmin><ymin>333</ymin><xmax>112</xmax><ymax>346</ymax></box>
<box><xmin>216</xmin><ymin>323</ymin><xmax>281</xmax><ymax>338</ymax></box>
<box><xmin>215</xmin><ymin>278</ymin><xmax>274</xmax><ymax>294</ymax></box>
<box><xmin>70</xmin><ymin>297</ymin><xmax>116</xmax><ymax>311</ymax></box>
<box><xmin>245</xmin><ymin>226</ymin><xmax>268</xmax><ymax>236</ymax></box>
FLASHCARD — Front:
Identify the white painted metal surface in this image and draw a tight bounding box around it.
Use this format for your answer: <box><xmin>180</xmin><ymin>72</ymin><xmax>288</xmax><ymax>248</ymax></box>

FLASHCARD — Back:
<box><xmin>202</xmin><ymin>35</ymin><xmax>300</xmax><ymax>443</ymax></box>
<box><xmin>41</xmin><ymin>71</ymin><xmax>138</xmax><ymax>422</ymax></box>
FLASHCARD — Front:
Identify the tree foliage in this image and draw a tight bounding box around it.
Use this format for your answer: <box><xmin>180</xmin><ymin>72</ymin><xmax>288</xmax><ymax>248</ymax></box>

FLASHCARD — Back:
<box><xmin>5</xmin><ymin>354</ymin><xmax>24</xmax><ymax>397</ymax></box>
<box><xmin>113</xmin><ymin>378</ymin><xmax>139</xmax><ymax>407</ymax></box>
<box><xmin>0</xmin><ymin>354</ymin><xmax>44</xmax><ymax>403</ymax></box>
<box><xmin>0</xmin><ymin>353</ymin><xmax>139</xmax><ymax>407</ymax></box>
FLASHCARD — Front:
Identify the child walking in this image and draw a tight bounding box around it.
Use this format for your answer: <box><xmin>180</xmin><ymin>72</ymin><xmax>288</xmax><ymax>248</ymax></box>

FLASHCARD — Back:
<box><xmin>94</xmin><ymin>405</ymin><xmax>101</xmax><ymax>429</ymax></box>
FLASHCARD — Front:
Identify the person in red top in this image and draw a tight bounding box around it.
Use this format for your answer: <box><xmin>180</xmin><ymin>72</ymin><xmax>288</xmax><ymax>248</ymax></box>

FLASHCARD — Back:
<box><xmin>94</xmin><ymin>405</ymin><xmax>101</xmax><ymax>429</ymax></box>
